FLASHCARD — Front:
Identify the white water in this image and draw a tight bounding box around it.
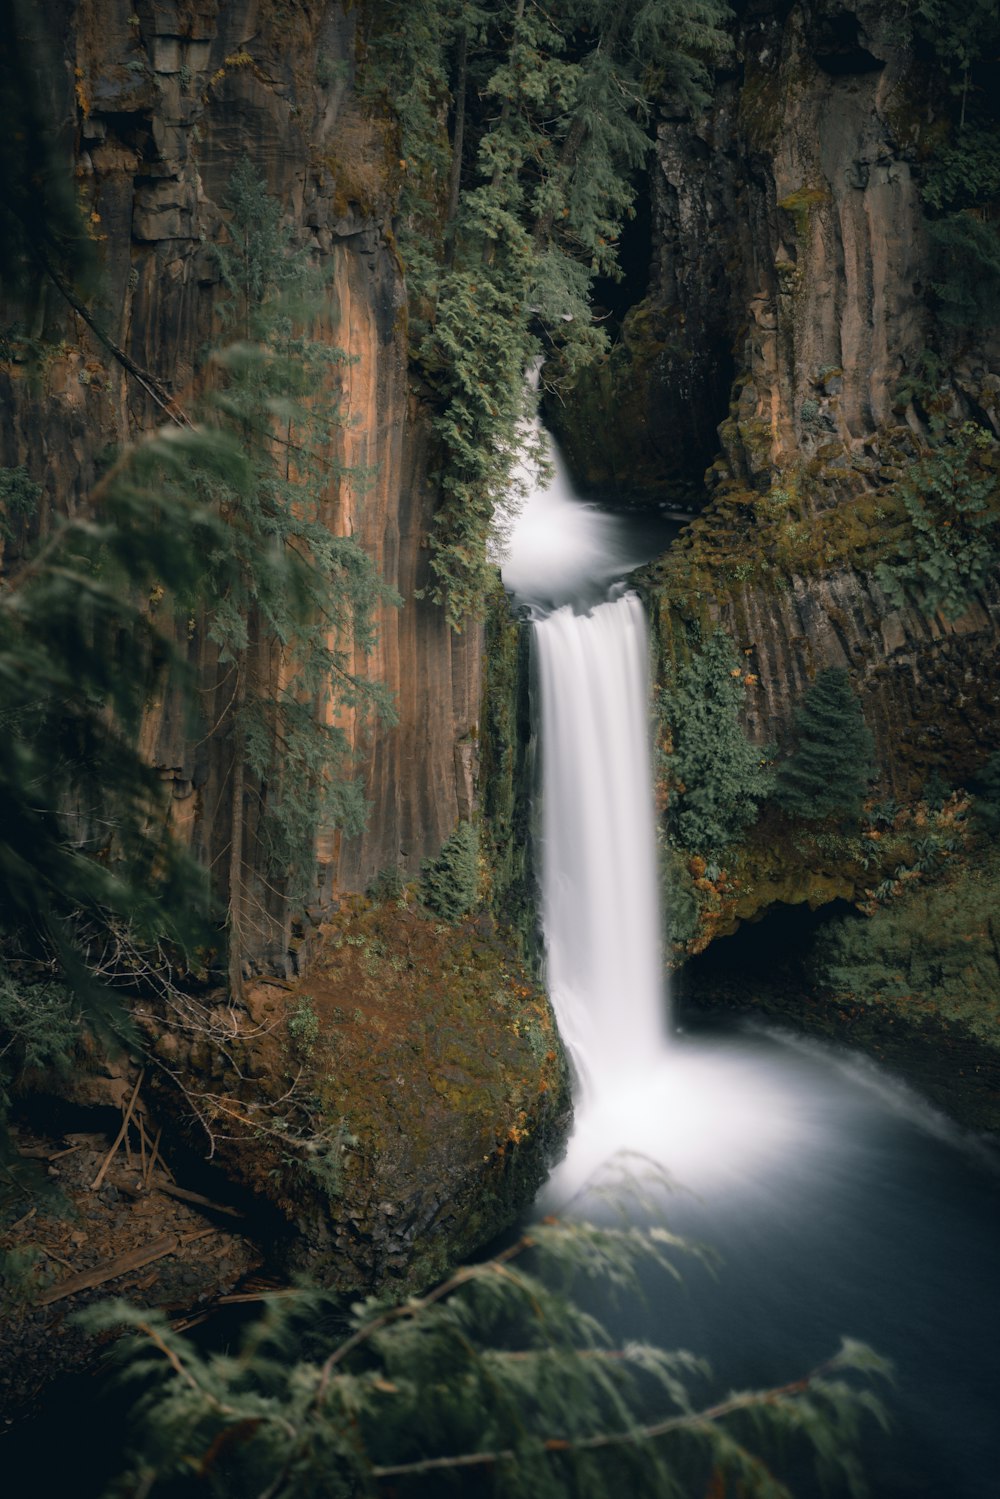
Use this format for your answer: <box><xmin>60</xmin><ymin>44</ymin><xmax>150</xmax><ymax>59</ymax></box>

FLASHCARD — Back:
<box><xmin>534</xmin><ymin>592</ymin><xmax>666</xmax><ymax>1102</ymax></box>
<box><xmin>501</xmin><ymin>422</ymin><xmax>812</xmax><ymax>1199</ymax></box>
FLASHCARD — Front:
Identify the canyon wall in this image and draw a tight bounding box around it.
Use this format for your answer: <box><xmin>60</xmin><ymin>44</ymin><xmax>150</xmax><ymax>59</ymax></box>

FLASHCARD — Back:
<box><xmin>0</xmin><ymin>0</ymin><xmax>481</xmax><ymax>971</ymax></box>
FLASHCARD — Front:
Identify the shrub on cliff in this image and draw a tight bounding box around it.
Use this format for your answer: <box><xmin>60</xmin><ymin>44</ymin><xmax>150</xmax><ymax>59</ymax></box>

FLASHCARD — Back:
<box><xmin>875</xmin><ymin>421</ymin><xmax>1000</xmax><ymax>621</ymax></box>
<box><xmin>661</xmin><ymin>631</ymin><xmax>772</xmax><ymax>854</ymax></box>
<box><xmin>773</xmin><ymin>670</ymin><xmax>875</xmax><ymax>822</ymax></box>
<box><xmin>420</xmin><ymin>821</ymin><xmax>480</xmax><ymax>921</ymax></box>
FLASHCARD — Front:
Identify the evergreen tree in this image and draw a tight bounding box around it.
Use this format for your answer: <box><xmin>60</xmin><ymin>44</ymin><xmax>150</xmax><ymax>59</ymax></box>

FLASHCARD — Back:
<box><xmin>420</xmin><ymin>820</ymin><xmax>480</xmax><ymax>920</ymax></box>
<box><xmin>0</xmin><ymin>428</ymin><xmax>237</xmax><ymax>1132</ymax></box>
<box><xmin>774</xmin><ymin>670</ymin><xmax>875</xmax><ymax>822</ymax></box>
<box><xmin>662</xmin><ymin>631</ymin><xmax>772</xmax><ymax>853</ymax></box>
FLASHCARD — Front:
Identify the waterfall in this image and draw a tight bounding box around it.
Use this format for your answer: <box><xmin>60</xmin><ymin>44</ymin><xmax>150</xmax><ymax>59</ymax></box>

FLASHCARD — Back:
<box><xmin>534</xmin><ymin>592</ymin><xmax>667</xmax><ymax>1106</ymax></box>
<box><xmin>501</xmin><ymin>419</ymin><xmax>674</xmax><ymax>1182</ymax></box>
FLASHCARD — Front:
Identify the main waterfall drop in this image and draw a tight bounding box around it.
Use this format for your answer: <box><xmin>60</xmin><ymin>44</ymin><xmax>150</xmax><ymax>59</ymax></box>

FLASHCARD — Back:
<box><xmin>501</xmin><ymin>416</ymin><xmax>679</xmax><ymax>1186</ymax></box>
<box><xmin>500</xmin><ymin>413</ymin><xmax>831</xmax><ymax>1194</ymax></box>
<box><xmin>533</xmin><ymin>594</ymin><xmax>665</xmax><ymax>1100</ymax></box>
<box><xmin>500</xmin><ymin>410</ymin><xmax>1000</xmax><ymax>1499</ymax></box>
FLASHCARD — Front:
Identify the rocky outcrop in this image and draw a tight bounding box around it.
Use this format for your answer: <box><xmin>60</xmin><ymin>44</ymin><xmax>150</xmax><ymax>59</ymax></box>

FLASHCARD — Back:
<box><xmin>0</xmin><ymin>0</ymin><xmax>482</xmax><ymax>974</ymax></box>
<box><xmin>141</xmin><ymin>897</ymin><xmax>569</xmax><ymax>1294</ymax></box>
<box><xmin>646</xmin><ymin>558</ymin><xmax>1000</xmax><ymax>799</ymax></box>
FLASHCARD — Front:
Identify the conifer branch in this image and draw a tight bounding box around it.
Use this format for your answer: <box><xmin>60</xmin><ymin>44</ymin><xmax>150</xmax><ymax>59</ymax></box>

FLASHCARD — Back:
<box><xmin>367</xmin><ymin>1366</ymin><xmax>832</xmax><ymax>1479</ymax></box>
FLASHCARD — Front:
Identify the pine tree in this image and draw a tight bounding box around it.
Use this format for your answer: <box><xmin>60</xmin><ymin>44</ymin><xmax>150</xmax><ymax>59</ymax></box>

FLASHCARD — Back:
<box><xmin>420</xmin><ymin>821</ymin><xmax>480</xmax><ymax>920</ymax></box>
<box><xmin>774</xmin><ymin>670</ymin><xmax>875</xmax><ymax>822</ymax></box>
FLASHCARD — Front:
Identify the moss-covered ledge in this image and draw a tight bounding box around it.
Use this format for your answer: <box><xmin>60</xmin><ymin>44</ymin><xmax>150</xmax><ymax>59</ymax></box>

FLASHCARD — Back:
<box><xmin>683</xmin><ymin>842</ymin><xmax>1000</xmax><ymax>1135</ymax></box>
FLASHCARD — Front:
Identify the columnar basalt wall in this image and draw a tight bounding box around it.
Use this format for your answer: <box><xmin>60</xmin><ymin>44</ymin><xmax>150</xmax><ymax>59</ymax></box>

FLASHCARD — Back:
<box><xmin>0</xmin><ymin>0</ymin><xmax>482</xmax><ymax>971</ymax></box>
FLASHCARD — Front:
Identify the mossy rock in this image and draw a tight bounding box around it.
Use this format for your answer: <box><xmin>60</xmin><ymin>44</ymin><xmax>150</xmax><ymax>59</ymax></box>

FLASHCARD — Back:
<box><xmin>153</xmin><ymin>898</ymin><xmax>570</xmax><ymax>1296</ymax></box>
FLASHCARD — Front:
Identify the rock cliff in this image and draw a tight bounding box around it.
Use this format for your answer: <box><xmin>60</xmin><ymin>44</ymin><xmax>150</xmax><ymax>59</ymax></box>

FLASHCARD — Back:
<box><xmin>1</xmin><ymin>0</ymin><xmax>567</xmax><ymax>1309</ymax></box>
<box><xmin>1</xmin><ymin>0</ymin><xmax>482</xmax><ymax>974</ymax></box>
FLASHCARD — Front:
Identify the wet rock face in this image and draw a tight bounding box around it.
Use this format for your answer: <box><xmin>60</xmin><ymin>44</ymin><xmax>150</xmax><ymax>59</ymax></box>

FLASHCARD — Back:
<box><xmin>1</xmin><ymin>1</ymin><xmax>482</xmax><ymax>971</ymax></box>
<box><xmin>718</xmin><ymin>1</ymin><xmax>931</xmax><ymax>484</ymax></box>
<box><xmin>712</xmin><ymin>570</ymin><xmax>1000</xmax><ymax>798</ymax></box>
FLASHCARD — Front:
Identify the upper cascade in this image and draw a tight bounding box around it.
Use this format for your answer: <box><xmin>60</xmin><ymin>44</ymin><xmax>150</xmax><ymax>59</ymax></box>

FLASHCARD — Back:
<box><xmin>496</xmin><ymin>397</ymin><xmax>657</xmax><ymax>614</ymax></box>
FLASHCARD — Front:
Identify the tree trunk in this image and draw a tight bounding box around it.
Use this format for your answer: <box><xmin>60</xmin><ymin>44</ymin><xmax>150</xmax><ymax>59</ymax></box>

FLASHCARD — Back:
<box><xmin>227</xmin><ymin>649</ymin><xmax>248</xmax><ymax>1003</ymax></box>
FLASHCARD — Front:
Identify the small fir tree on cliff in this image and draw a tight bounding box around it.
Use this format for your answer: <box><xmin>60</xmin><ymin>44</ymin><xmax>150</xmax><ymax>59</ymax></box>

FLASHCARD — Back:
<box><xmin>774</xmin><ymin>669</ymin><xmax>875</xmax><ymax>822</ymax></box>
<box><xmin>420</xmin><ymin>820</ymin><xmax>480</xmax><ymax>920</ymax></box>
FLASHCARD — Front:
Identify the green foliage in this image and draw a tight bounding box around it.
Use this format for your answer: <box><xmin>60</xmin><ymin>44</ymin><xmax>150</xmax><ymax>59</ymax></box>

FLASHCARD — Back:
<box><xmin>928</xmin><ymin>214</ymin><xmax>1000</xmax><ymax>331</ymax></box>
<box><xmin>904</xmin><ymin>0</ymin><xmax>1000</xmax><ymax>99</ymax></box>
<box><xmin>286</xmin><ymin>995</ymin><xmax>320</xmax><ymax>1060</ymax></box>
<box><xmin>420</xmin><ymin>820</ymin><xmax>480</xmax><ymax>921</ymax></box>
<box><xmin>0</xmin><ymin>1244</ymin><xmax>46</xmax><ymax>1311</ymax></box>
<box><xmin>661</xmin><ymin>838</ymin><xmax>700</xmax><ymax>946</ymax></box>
<box><xmin>0</xmin><ymin>424</ymin><xmax>235</xmax><ymax>1084</ymax></box>
<box><xmin>969</xmin><ymin>751</ymin><xmax>1000</xmax><ymax>835</ymax></box>
<box><xmin>875</xmin><ymin>421</ymin><xmax>1000</xmax><ymax>619</ymax></box>
<box><xmin>0</xmin><ymin>0</ymin><xmax>98</xmax><ymax>300</ymax></box>
<box><xmin>0</xmin><ymin>975</ymin><xmax>79</xmax><ymax>1110</ymax></box>
<box><xmin>773</xmin><ymin>670</ymin><xmax>874</xmax><ymax>823</ymax></box>
<box><xmin>811</xmin><ymin>843</ymin><xmax>1000</xmax><ymax>1037</ymax></box>
<box><xmin>366</xmin><ymin>865</ymin><xmax>406</xmax><ymax>904</ymax></box>
<box><xmin>0</xmin><ymin>464</ymin><xmax>41</xmax><ymax>539</ymax></box>
<box><xmin>896</xmin><ymin>0</ymin><xmax>1000</xmax><ymax>335</ymax></box>
<box><xmin>364</xmin><ymin>0</ymin><xmax>733</xmax><ymax>627</ymax></box>
<box><xmin>660</xmin><ymin>632</ymin><xmax>772</xmax><ymax>854</ymax></box>
<box><xmin>922</xmin><ymin>128</ymin><xmax>1000</xmax><ymax>214</ymax></box>
<box><xmin>81</xmin><ymin>1219</ymin><xmax>887</xmax><ymax>1499</ymax></box>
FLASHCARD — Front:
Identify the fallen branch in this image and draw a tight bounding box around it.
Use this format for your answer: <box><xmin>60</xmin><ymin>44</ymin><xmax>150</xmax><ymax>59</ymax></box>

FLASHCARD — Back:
<box><xmin>36</xmin><ymin>1227</ymin><xmax>213</xmax><ymax>1306</ymax></box>
<box><xmin>36</xmin><ymin>1244</ymin><xmax>76</xmax><ymax>1272</ymax></box>
<box><xmin>2</xmin><ymin>1205</ymin><xmax>37</xmax><ymax>1236</ymax></box>
<box><xmin>143</xmin><ymin>1126</ymin><xmax>163</xmax><ymax>1189</ymax></box>
<box><xmin>154</xmin><ymin>1182</ymin><xmax>244</xmax><ymax>1219</ymax></box>
<box><xmin>90</xmin><ymin>1069</ymin><xmax>145</xmax><ymax>1191</ymax></box>
<box><xmin>118</xmin><ymin>1177</ymin><xmax>244</xmax><ymax>1221</ymax></box>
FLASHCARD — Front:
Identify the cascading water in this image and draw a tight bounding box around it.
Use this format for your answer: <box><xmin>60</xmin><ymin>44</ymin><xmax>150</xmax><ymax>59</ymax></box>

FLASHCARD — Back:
<box><xmin>533</xmin><ymin>592</ymin><xmax>665</xmax><ymax>1104</ymax></box>
<box><xmin>500</xmin><ymin>399</ymin><xmax>675</xmax><ymax>1169</ymax></box>
<box><xmin>501</xmin><ymin>409</ymin><xmax>1000</xmax><ymax>1497</ymax></box>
